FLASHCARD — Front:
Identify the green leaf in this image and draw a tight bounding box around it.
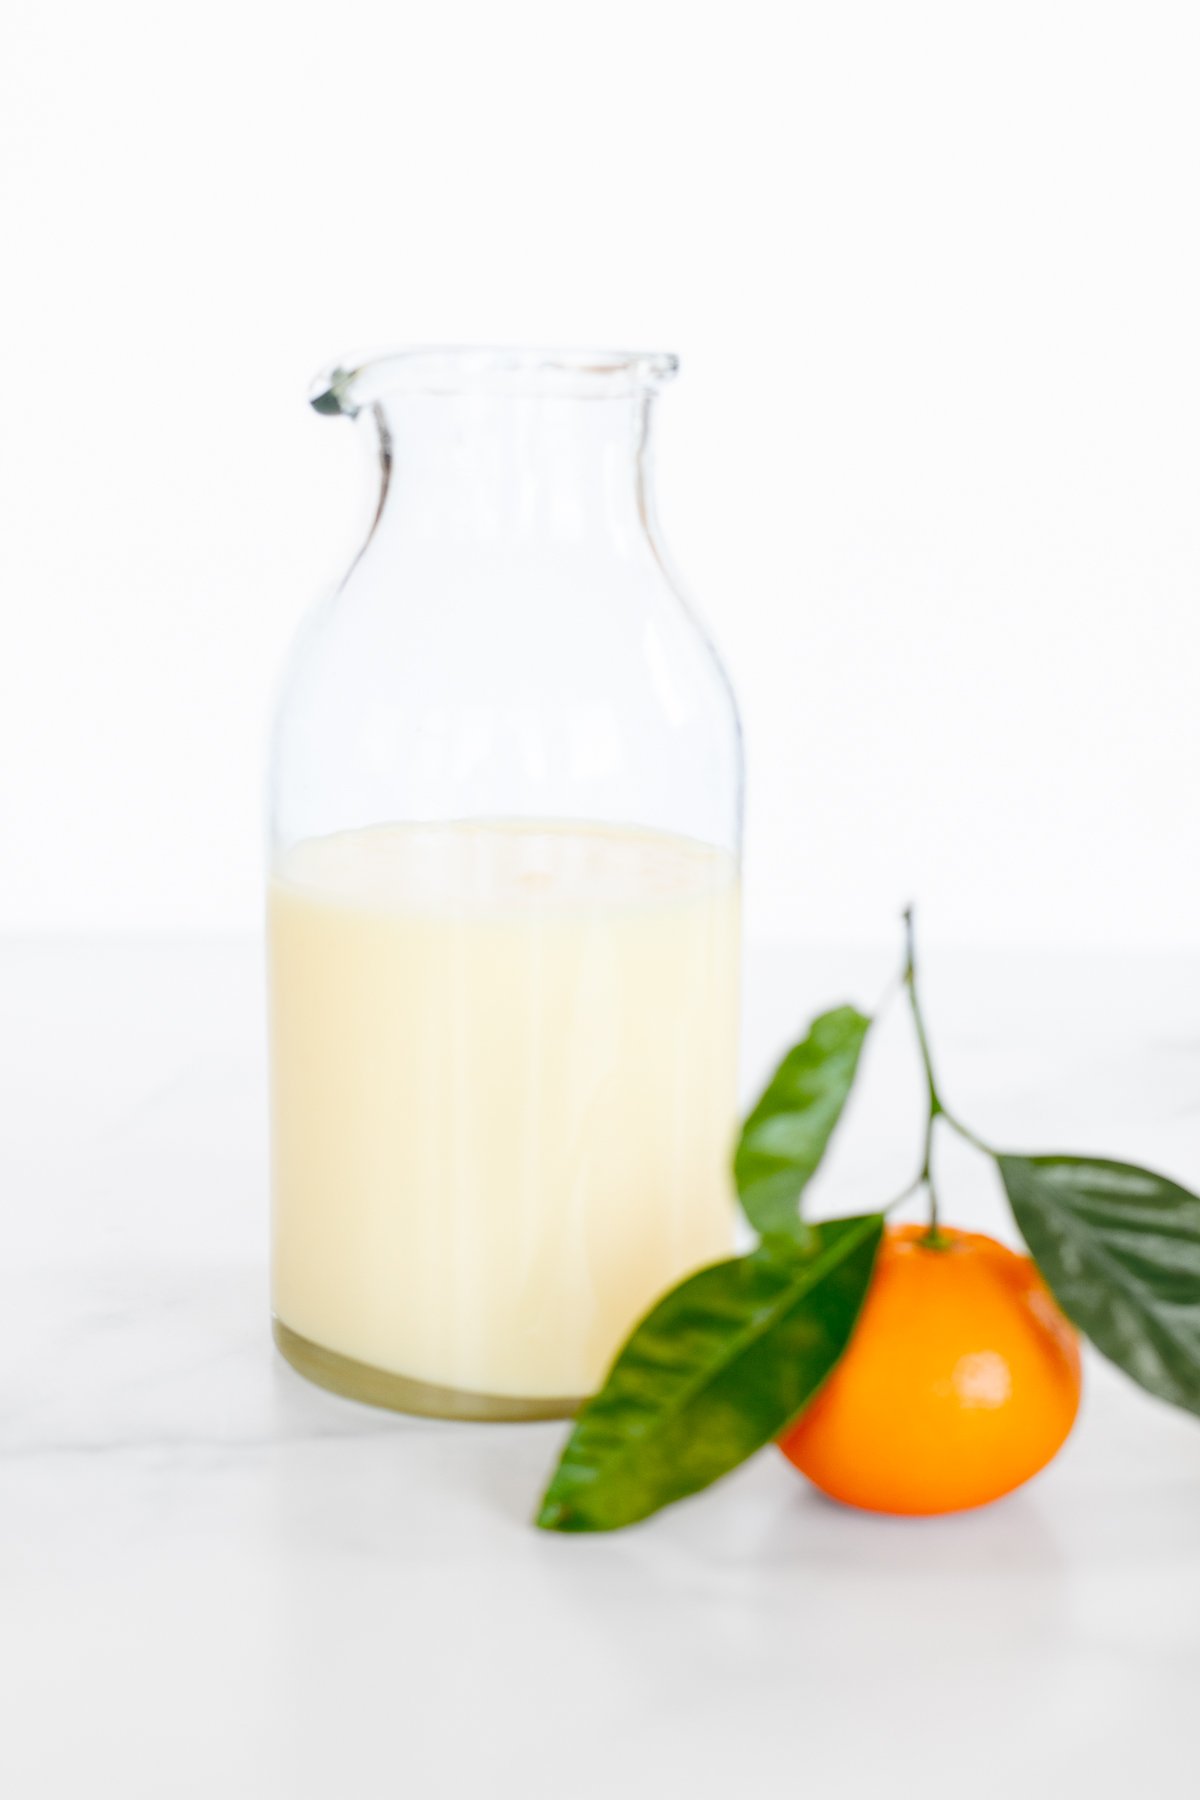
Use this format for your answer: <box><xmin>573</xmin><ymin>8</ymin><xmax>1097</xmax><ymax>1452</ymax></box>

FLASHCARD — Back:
<box><xmin>734</xmin><ymin>1005</ymin><xmax>871</xmax><ymax>1246</ymax></box>
<box><xmin>536</xmin><ymin>1214</ymin><xmax>884</xmax><ymax>1532</ymax></box>
<box><xmin>999</xmin><ymin>1154</ymin><xmax>1200</xmax><ymax>1417</ymax></box>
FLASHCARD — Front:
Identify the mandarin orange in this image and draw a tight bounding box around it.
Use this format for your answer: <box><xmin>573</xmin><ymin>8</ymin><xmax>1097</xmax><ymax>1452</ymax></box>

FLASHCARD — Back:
<box><xmin>779</xmin><ymin>1223</ymin><xmax>1082</xmax><ymax>1515</ymax></box>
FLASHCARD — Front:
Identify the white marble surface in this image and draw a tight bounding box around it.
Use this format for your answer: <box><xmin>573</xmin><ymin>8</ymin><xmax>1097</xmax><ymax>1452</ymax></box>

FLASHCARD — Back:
<box><xmin>2</xmin><ymin>937</ymin><xmax>1199</xmax><ymax>1797</ymax></box>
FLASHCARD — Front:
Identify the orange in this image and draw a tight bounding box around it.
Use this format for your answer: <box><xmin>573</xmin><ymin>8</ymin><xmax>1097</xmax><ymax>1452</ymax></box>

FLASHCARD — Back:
<box><xmin>779</xmin><ymin>1223</ymin><xmax>1082</xmax><ymax>1515</ymax></box>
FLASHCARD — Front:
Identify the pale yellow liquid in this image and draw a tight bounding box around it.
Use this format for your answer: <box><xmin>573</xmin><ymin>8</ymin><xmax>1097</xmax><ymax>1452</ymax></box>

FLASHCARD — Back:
<box><xmin>268</xmin><ymin>821</ymin><xmax>740</xmax><ymax>1406</ymax></box>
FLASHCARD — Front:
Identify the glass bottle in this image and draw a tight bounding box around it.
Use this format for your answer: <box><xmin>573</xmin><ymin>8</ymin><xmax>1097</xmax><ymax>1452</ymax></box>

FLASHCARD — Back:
<box><xmin>268</xmin><ymin>348</ymin><xmax>743</xmax><ymax>1419</ymax></box>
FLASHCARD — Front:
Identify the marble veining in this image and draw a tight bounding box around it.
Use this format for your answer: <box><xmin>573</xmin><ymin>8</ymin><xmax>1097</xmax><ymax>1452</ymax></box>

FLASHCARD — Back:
<box><xmin>2</xmin><ymin>939</ymin><xmax>1199</xmax><ymax>1798</ymax></box>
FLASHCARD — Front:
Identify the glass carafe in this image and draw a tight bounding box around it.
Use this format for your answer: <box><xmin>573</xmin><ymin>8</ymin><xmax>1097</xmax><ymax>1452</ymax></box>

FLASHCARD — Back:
<box><xmin>268</xmin><ymin>348</ymin><xmax>743</xmax><ymax>1420</ymax></box>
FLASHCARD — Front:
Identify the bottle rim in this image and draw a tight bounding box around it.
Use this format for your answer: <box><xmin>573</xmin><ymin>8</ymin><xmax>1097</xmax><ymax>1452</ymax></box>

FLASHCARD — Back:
<box><xmin>310</xmin><ymin>346</ymin><xmax>679</xmax><ymax>414</ymax></box>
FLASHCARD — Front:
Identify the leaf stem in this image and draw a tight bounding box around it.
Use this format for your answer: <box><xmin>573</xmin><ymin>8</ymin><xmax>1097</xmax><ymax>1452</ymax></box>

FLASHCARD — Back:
<box><xmin>900</xmin><ymin>908</ymin><xmax>998</xmax><ymax>1220</ymax></box>
<box><xmin>881</xmin><ymin>1174</ymin><xmax>924</xmax><ymax>1216</ymax></box>
<box><xmin>939</xmin><ymin>1109</ymin><xmax>995</xmax><ymax>1157</ymax></box>
<box><xmin>902</xmin><ymin>907</ymin><xmax>944</xmax><ymax>1236</ymax></box>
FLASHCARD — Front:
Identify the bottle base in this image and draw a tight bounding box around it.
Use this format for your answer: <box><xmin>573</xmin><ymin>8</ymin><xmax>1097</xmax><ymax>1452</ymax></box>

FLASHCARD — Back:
<box><xmin>272</xmin><ymin>1318</ymin><xmax>584</xmax><ymax>1422</ymax></box>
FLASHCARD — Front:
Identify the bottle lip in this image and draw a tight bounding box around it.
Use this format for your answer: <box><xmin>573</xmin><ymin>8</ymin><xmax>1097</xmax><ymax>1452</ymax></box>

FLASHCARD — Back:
<box><xmin>309</xmin><ymin>346</ymin><xmax>679</xmax><ymax>415</ymax></box>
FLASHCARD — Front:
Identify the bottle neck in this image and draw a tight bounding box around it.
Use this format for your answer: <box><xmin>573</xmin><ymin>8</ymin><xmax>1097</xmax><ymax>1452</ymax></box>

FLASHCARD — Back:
<box><xmin>362</xmin><ymin>393</ymin><xmax>655</xmax><ymax>552</ymax></box>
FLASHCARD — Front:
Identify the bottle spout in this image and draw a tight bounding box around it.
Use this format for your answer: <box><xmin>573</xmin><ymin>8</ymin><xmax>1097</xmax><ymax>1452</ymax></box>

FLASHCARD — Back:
<box><xmin>309</xmin><ymin>364</ymin><xmax>361</xmax><ymax>418</ymax></box>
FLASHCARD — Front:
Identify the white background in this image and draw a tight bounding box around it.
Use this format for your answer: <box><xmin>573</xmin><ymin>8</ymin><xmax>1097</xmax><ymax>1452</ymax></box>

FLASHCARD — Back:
<box><xmin>3</xmin><ymin>0</ymin><xmax>1198</xmax><ymax>948</ymax></box>
<box><xmin>4</xmin><ymin>18</ymin><xmax>1200</xmax><ymax>1788</ymax></box>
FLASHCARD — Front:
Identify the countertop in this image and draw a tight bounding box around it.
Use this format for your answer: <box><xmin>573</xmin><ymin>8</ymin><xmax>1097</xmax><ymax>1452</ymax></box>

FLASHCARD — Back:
<box><xmin>3</xmin><ymin>937</ymin><xmax>1199</xmax><ymax>1797</ymax></box>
